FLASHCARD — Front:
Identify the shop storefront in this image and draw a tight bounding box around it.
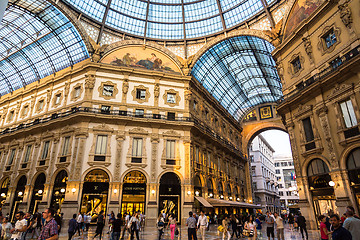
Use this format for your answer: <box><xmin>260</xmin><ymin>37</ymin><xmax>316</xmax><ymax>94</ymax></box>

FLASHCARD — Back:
<box><xmin>121</xmin><ymin>171</ymin><xmax>146</xmax><ymax>216</ymax></box>
<box><xmin>159</xmin><ymin>172</ymin><xmax>181</xmax><ymax>219</ymax></box>
<box><xmin>80</xmin><ymin>170</ymin><xmax>109</xmax><ymax>220</ymax></box>
<box><xmin>0</xmin><ymin>178</ymin><xmax>9</xmax><ymax>211</ymax></box>
<box><xmin>346</xmin><ymin>148</ymin><xmax>360</xmax><ymax>213</ymax></box>
<box><xmin>50</xmin><ymin>170</ymin><xmax>68</xmax><ymax>212</ymax></box>
<box><xmin>11</xmin><ymin>175</ymin><xmax>27</xmax><ymax>222</ymax></box>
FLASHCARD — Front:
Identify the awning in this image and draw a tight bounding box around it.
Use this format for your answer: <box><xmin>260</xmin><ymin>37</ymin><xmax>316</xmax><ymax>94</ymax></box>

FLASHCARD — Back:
<box><xmin>208</xmin><ymin>199</ymin><xmax>262</xmax><ymax>208</ymax></box>
<box><xmin>195</xmin><ymin>196</ymin><xmax>213</xmax><ymax>208</ymax></box>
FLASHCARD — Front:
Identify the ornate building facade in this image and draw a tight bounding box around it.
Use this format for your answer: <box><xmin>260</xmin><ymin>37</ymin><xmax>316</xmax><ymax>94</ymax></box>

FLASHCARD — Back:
<box><xmin>276</xmin><ymin>0</ymin><xmax>360</xmax><ymax>229</ymax></box>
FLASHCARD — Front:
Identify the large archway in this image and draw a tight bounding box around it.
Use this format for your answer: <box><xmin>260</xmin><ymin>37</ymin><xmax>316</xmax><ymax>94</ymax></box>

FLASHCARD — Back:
<box><xmin>121</xmin><ymin>171</ymin><xmax>147</xmax><ymax>216</ymax></box>
<box><xmin>29</xmin><ymin>173</ymin><xmax>46</xmax><ymax>214</ymax></box>
<box><xmin>11</xmin><ymin>175</ymin><xmax>27</xmax><ymax>222</ymax></box>
<box><xmin>50</xmin><ymin>170</ymin><xmax>68</xmax><ymax>212</ymax></box>
<box><xmin>158</xmin><ymin>172</ymin><xmax>181</xmax><ymax>220</ymax></box>
<box><xmin>346</xmin><ymin>148</ymin><xmax>360</xmax><ymax>212</ymax></box>
<box><xmin>80</xmin><ymin>169</ymin><xmax>110</xmax><ymax>219</ymax></box>
<box><xmin>0</xmin><ymin>178</ymin><xmax>9</xmax><ymax>211</ymax></box>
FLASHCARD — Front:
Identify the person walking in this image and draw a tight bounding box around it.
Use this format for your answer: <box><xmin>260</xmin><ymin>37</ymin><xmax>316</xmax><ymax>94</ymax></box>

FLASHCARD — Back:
<box><xmin>167</xmin><ymin>213</ymin><xmax>177</xmax><ymax>240</ymax></box>
<box><xmin>76</xmin><ymin>212</ymin><xmax>83</xmax><ymax>237</ymax></box>
<box><xmin>244</xmin><ymin>215</ymin><xmax>257</xmax><ymax>240</ymax></box>
<box><xmin>265</xmin><ymin>211</ymin><xmax>274</xmax><ymax>240</ymax></box>
<box><xmin>186</xmin><ymin>212</ymin><xmax>197</xmax><ymax>240</ymax></box>
<box><xmin>157</xmin><ymin>214</ymin><xmax>165</xmax><ymax>240</ymax></box>
<box><xmin>330</xmin><ymin>214</ymin><xmax>352</xmax><ymax>240</ymax></box>
<box><xmin>274</xmin><ymin>213</ymin><xmax>284</xmax><ymax>240</ymax></box>
<box><xmin>128</xmin><ymin>212</ymin><xmax>140</xmax><ymax>240</ymax></box>
<box><xmin>111</xmin><ymin>213</ymin><xmax>122</xmax><ymax>240</ymax></box>
<box><xmin>297</xmin><ymin>212</ymin><xmax>308</xmax><ymax>240</ymax></box>
<box><xmin>343</xmin><ymin>206</ymin><xmax>360</xmax><ymax>240</ymax></box>
<box><xmin>68</xmin><ymin>214</ymin><xmax>77</xmax><ymax>240</ymax></box>
<box><xmin>318</xmin><ymin>215</ymin><xmax>329</xmax><ymax>240</ymax></box>
<box><xmin>221</xmin><ymin>216</ymin><xmax>230</xmax><ymax>240</ymax></box>
<box><xmin>38</xmin><ymin>208</ymin><xmax>59</xmax><ymax>240</ymax></box>
<box><xmin>197</xmin><ymin>211</ymin><xmax>208</xmax><ymax>240</ymax></box>
<box><xmin>230</xmin><ymin>215</ymin><xmax>239</xmax><ymax>239</ymax></box>
<box><xmin>255</xmin><ymin>216</ymin><xmax>262</xmax><ymax>238</ymax></box>
<box><xmin>288</xmin><ymin>213</ymin><xmax>294</xmax><ymax>231</ymax></box>
<box><xmin>10</xmin><ymin>211</ymin><xmax>27</xmax><ymax>240</ymax></box>
<box><xmin>2</xmin><ymin>217</ymin><xmax>12</xmax><ymax>240</ymax></box>
<box><xmin>93</xmin><ymin>210</ymin><xmax>105</xmax><ymax>240</ymax></box>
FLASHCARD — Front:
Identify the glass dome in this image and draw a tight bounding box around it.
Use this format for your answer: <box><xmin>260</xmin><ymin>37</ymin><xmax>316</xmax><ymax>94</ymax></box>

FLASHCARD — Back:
<box><xmin>62</xmin><ymin>0</ymin><xmax>275</xmax><ymax>40</ymax></box>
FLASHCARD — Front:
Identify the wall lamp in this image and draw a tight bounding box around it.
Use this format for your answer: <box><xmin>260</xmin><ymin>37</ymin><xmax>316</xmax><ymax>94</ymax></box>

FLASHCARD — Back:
<box><xmin>151</xmin><ymin>190</ymin><xmax>156</xmax><ymax>194</ymax></box>
<box><xmin>113</xmin><ymin>189</ymin><xmax>118</xmax><ymax>194</ymax></box>
<box><xmin>71</xmin><ymin>188</ymin><xmax>76</xmax><ymax>193</ymax></box>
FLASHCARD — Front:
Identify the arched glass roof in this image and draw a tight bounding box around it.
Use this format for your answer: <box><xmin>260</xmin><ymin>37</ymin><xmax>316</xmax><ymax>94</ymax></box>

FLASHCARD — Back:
<box><xmin>0</xmin><ymin>0</ymin><xmax>89</xmax><ymax>96</ymax></box>
<box><xmin>192</xmin><ymin>36</ymin><xmax>283</xmax><ymax>121</ymax></box>
<box><xmin>62</xmin><ymin>0</ymin><xmax>275</xmax><ymax>40</ymax></box>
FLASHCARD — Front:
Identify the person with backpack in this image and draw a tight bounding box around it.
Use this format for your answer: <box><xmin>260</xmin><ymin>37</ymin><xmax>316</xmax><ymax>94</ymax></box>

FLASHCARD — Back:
<box><xmin>68</xmin><ymin>214</ymin><xmax>77</xmax><ymax>240</ymax></box>
<box><xmin>157</xmin><ymin>213</ymin><xmax>165</xmax><ymax>240</ymax></box>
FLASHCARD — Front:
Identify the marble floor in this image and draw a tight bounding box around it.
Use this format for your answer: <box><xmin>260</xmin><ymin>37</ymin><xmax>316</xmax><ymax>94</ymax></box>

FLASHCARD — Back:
<box><xmin>57</xmin><ymin>224</ymin><xmax>320</xmax><ymax>240</ymax></box>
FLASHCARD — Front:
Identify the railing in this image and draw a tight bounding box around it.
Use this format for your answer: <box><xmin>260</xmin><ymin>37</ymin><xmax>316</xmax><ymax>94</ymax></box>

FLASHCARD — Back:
<box><xmin>279</xmin><ymin>44</ymin><xmax>360</xmax><ymax>104</ymax></box>
<box><xmin>0</xmin><ymin>107</ymin><xmax>192</xmax><ymax>136</ymax></box>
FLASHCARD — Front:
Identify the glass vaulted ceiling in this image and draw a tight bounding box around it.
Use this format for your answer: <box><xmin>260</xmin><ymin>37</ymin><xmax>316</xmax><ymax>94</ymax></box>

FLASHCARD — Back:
<box><xmin>0</xmin><ymin>0</ymin><xmax>89</xmax><ymax>96</ymax></box>
<box><xmin>63</xmin><ymin>0</ymin><xmax>275</xmax><ymax>40</ymax></box>
<box><xmin>192</xmin><ymin>36</ymin><xmax>283</xmax><ymax>121</ymax></box>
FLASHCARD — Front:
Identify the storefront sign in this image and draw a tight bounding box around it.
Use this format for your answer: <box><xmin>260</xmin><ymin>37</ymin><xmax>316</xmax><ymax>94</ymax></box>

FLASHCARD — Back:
<box><xmin>123</xmin><ymin>183</ymin><xmax>146</xmax><ymax>195</ymax></box>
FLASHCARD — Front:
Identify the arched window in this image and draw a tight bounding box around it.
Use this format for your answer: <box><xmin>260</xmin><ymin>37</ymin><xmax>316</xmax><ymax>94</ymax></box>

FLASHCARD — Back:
<box><xmin>123</xmin><ymin>171</ymin><xmax>146</xmax><ymax>184</ymax></box>
<box><xmin>347</xmin><ymin>148</ymin><xmax>360</xmax><ymax>170</ymax></box>
<box><xmin>85</xmin><ymin>169</ymin><xmax>110</xmax><ymax>182</ymax></box>
<box><xmin>307</xmin><ymin>159</ymin><xmax>329</xmax><ymax>176</ymax></box>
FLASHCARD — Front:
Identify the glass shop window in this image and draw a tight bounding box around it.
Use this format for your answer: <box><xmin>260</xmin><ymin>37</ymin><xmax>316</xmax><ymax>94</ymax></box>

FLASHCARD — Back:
<box><xmin>340</xmin><ymin>99</ymin><xmax>357</xmax><ymax>128</ymax></box>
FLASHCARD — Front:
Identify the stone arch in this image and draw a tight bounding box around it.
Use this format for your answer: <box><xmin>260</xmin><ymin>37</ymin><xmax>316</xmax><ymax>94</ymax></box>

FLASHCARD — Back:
<box><xmin>50</xmin><ymin>168</ymin><xmax>69</xmax><ymax>184</ymax></box>
<box><xmin>101</xmin><ymin>40</ymin><xmax>184</xmax><ymax>75</ymax></box>
<box><xmin>49</xmin><ymin>0</ymin><xmax>92</xmax><ymax>53</ymax></box>
<box><xmin>157</xmin><ymin>170</ymin><xmax>184</xmax><ymax>185</ymax></box>
<box><xmin>30</xmin><ymin>171</ymin><xmax>47</xmax><ymax>186</ymax></box>
<box><xmin>120</xmin><ymin>168</ymin><xmax>150</xmax><ymax>184</ymax></box>
<box><xmin>242</xmin><ymin>121</ymin><xmax>287</xmax><ymax>155</ymax></box>
<box><xmin>13</xmin><ymin>174</ymin><xmax>28</xmax><ymax>187</ymax></box>
<box><xmin>193</xmin><ymin>173</ymin><xmax>205</xmax><ymax>188</ymax></box>
<box><xmin>339</xmin><ymin>144</ymin><xmax>360</xmax><ymax>171</ymax></box>
<box><xmin>302</xmin><ymin>155</ymin><xmax>332</xmax><ymax>177</ymax></box>
<box><xmin>81</xmin><ymin>167</ymin><xmax>113</xmax><ymax>183</ymax></box>
<box><xmin>190</xmin><ymin>30</ymin><xmax>273</xmax><ymax>70</ymax></box>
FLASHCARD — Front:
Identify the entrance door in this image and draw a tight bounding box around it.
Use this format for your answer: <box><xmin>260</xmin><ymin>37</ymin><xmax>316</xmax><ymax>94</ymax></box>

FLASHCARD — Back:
<box><xmin>121</xmin><ymin>171</ymin><xmax>147</xmax><ymax>216</ymax></box>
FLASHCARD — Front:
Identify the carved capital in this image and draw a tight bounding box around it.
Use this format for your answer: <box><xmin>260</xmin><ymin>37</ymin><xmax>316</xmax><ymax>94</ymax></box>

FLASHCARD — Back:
<box><xmin>85</xmin><ymin>74</ymin><xmax>96</xmax><ymax>89</ymax></box>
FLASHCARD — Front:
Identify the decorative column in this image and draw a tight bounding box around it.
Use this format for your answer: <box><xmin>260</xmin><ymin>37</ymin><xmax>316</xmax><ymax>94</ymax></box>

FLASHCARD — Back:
<box><xmin>120</xmin><ymin>76</ymin><xmax>129</xmax><ymax>110</ymax></box>
<box><xmin>84</xmin><ymin>73</ymin><xmax>96</xmax><ymax>108</ymax></box>
<box><xmin>182</xmin><ymin>137</ymin><xmax>193</xmax><ymax>224</ymax></box>
<box><xmin>147</xmin><ymin>133</ymin><xmax>159</xmax><ymax>224</ymax></box>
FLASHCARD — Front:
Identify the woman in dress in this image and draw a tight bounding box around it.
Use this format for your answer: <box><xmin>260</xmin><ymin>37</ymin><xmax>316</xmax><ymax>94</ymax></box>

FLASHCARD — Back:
<box><xmin>244</xmin><ymin>215</ymin><xmax>257</xmax><ymax>240</ymax></box>
<box><xmin>157</xmin><ymin>214</ymin><xmax>165</xmax><ymax>240</ymax></box>
<box><xmin>167</xmin><ymin>213</ymin><xmax>177</xmax><ymax>240</ymax></box>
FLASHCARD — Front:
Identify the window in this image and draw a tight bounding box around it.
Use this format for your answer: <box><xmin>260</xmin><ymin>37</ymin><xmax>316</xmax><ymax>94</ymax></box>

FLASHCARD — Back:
<box><xmin>41</xmin><ymin>141</ymin><xmax>50</xmax><ymax>159</ymax></box>
<box><xmin>275</xmin><ymin>169</ymin><xmax>280</xmax><ymax>174</ymax></box>
<box><xmin>275</xmin><ymin>162</ymin><xmax>280</xmax><ymax>167</ymax></box>
<box><xmin>23</xmin><ymin>105</ymin><xmax>29</xmax><ymax>116</ymax></box>
<box><xmin>288</xmin><ymin>161</ymin><xmax>294</xmax><ymax>166</ymax></box>
<box><xmin>23</xmin><ymin>145</ymin><xmax>32</xmax><ymax>163</ymax></box>
<box><xmin>302</xmin><ymin>117</ymin><xmax>314</xmax><ymax>142</ymax></box>
<box><xmin>193</xmin><ymin>100</ymin><xmax>197</xmax><ymax>110</ymax></box>
<box><xmin>55</xmin><ymin>94</ymin><xmax>61</xmax><ymax>105</ymax></box>
<box><xmin>101</xmin><ymin>105</ymin><xmax>111</xmax><ymax>114</ymax></box>
<box><xmin>330</xmin><ymin>57</ymin><xmax>342</xmax><ymax>69</ymax></box>
<box><xmin>167</xmin><ymin>93</ymin><xmax>176</xmax><ymax>103</ymax></box>
<box><xmin>8</xmin><ymin>149</ymin><xmax>16</xmax><ymax>165</ymax></box>
<box><xmin>95</xmin><ymin>135</ymin><xmax>107</xmax><ymax>155</ymax></box>
<box><xmin>276</xmin><ymin>177</ymin><xmax>281</xmax><ymax>181</ymax></box>
<box><xmin>61</xmin><ymin>137</ymin><xmax>70</xmax><ymax>156</ymax></box>
<box><xmin>340</xmin><ymin>99</ymin><xmax>357</xmax><ymax>128</ymax></box>
<box><xmin>132</xmin><ymin>138</ymin><xmax>143</xmax><ymax>163</ymax></box>
<box><xmin>135</xmin><ymin>109</ymin><xmax>144</xmax><ymax>117</ymax></box>
<box><xmin>195</xmin><ymin>147</ymin><xmax>199</xmax><ymax>163</ymax></box>
<box><xmin>281</xmin><ymin>162</ymin><xmax>288</xmax><ymax>167</ymax></box>
<box><xmin>286</xmin><ymin>191</ymin><xmax>292</xmax><ymax>196</ymax></box>
<box><xmin>102</xmin><ymin>85</ymin><xmax>114</xmax><ymax>97</ymax></box>
<box><xmin>279</xmin><ymin>191</ymin><xmax>284</xmax><ymax>196</ymax></box>
<box><xmin>74</xmin><ymin>87</ymin><xmax>81</xmax><ymax>98</ymax></box>
<box><xmin>136</xmin><ymin>89</ymin><xmax>146</xmax><ymax>99</ymax></box>
<box><xmin>291</xmin><ymin>57</ymin><xmax>301</xmax><ymax>73</ymax></box>
<box><xmin>167</xmin><ymin>112</ymin><xmax>175</xmax><ymax>120</ymax></box>
<box><xmin>166</xmin><ymin>140</ymin><xmax>176</xmax><ymax>165</ymax></box>
<box><xmin>8</xmin><ymin>111</ymin><xmax>14</xmax><ymax>121</ymax></box>
<box><xmin>323</xmin><ymin>29</ymin><xmax>337</xmax><ymax>48</ymax></box>
<box><xmin>250</xmin><ymin>155</ymin><xmax>254</xmax><ymax>162</ymax></box>
<box><xmin>38</xmin><ymin>100</ymin><xmax>44</xmax><ymax>110</ymax></box>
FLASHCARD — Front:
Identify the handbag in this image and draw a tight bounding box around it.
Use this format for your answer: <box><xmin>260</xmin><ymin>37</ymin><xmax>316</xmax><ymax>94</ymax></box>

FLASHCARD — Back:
<box><xmin>175</xmin><ymin>228</ymin><xmax>179</xmax><ymax>235</ymax></box>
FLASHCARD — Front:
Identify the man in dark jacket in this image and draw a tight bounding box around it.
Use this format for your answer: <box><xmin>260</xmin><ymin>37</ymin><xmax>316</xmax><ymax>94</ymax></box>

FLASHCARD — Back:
<box><xmin>68</xmin><ymin>214</ymin><xmax>77</xmax><ymax>240</ymax></box>
<box><xmin>330</xmin><ymin>214</ymin><xmax>352</xmax><ymax>240</ymax></box>
<box><xmin>296</xmin><ymin>212</ymin><xmax>308</xmax><ymax>240</ymax></box>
